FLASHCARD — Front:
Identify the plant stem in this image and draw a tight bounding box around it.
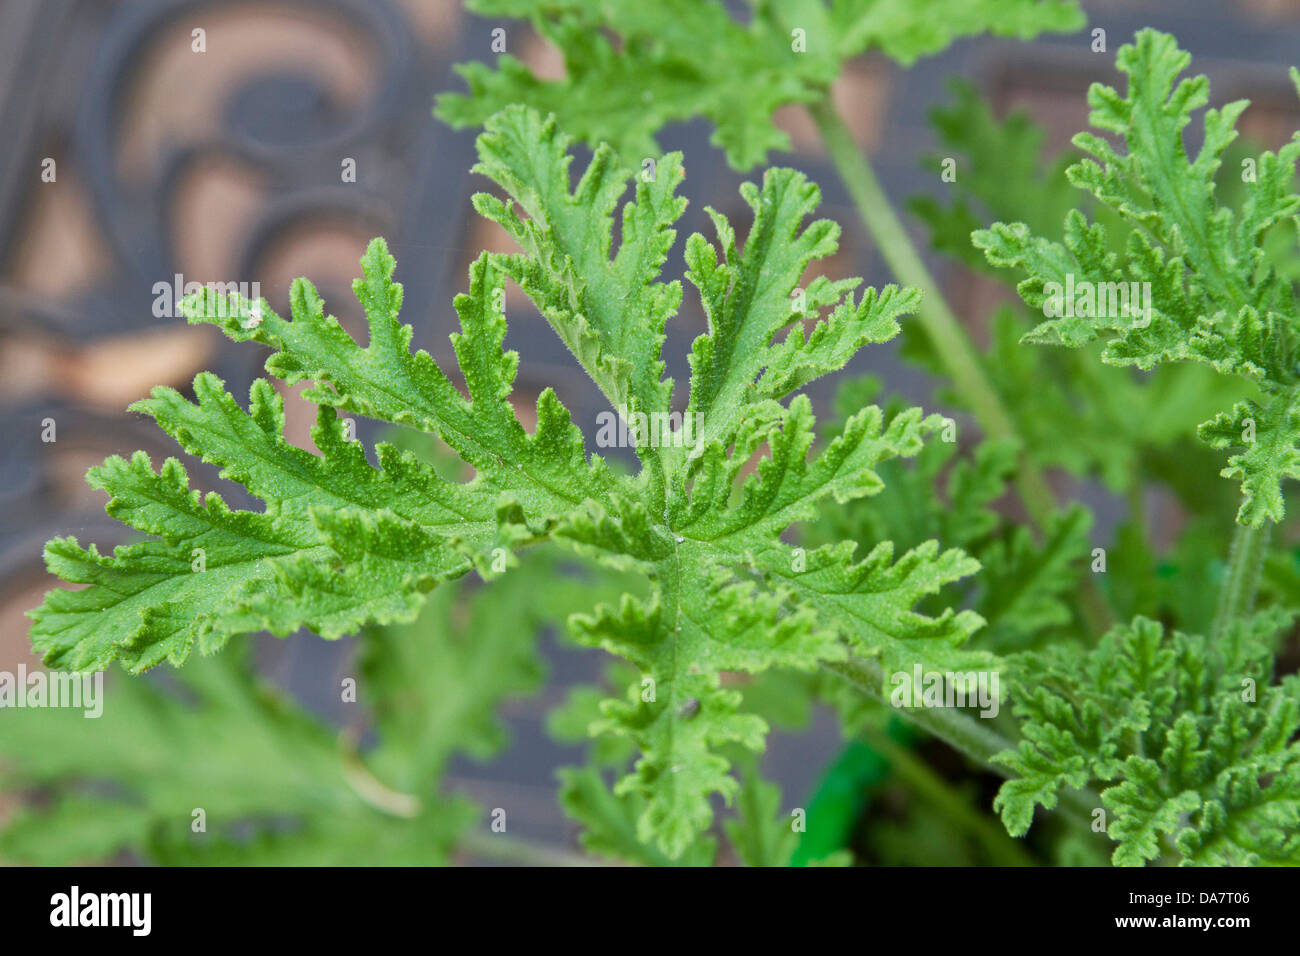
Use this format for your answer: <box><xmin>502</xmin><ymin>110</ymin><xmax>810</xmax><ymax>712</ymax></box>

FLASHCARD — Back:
<box><xmin>824</xmin><ymin>657</ymin><xmax>1102</xmax><ymax>829</ymax></box>
<box><xmin>859</xmin><ymin>722</ymin><xmax>1038</xmax><ymax>866</ymax></box>
<box><xmin>809</xmin><ymin>95</ymin><xmax>1113</xmax><ymax>635</ymax></box>
<box><xmin>1211</xmin><ymin>520</ymin><xmax>1272</xmax><ymax>641</ymax></box>
<box><xmin>826</xmin><ymin>658</ymin><xmax>1010</xmax><ymax>765</ymax></box>
<box><xmin>810</xmin><ymin>102</ymin><xmax>1024</xmax><ymax>461</ymax></box>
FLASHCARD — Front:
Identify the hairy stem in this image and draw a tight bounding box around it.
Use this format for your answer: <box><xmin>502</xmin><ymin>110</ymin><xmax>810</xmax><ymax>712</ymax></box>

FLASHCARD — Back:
<box><xmin>809</xmin><ymin>95</ymin><xmax>1113</xmax><ymax>635</ymax></box>
<box><xmin>824</xmin><ymin>657</ymin><xmax>1102</xmax><ymax>830</ymax></box>
<box><xmin>809</xmin><ymin>101</ymin><xmax>1023</xmax><ymax>459</ymax></box>
<box><xmin>826</xmin><ymin>657</ymin><xmax>1010</xmax><ymax>764</ymax></box>
<box><xmin>859</xmin><ymin>722</ymin><xmax>1038</xmax><ymax>866</ymax></box>
<box><xmin>1211</xmin><ymin>520</ymin><xmax>1272</xmax><ymax>641</ymax></box>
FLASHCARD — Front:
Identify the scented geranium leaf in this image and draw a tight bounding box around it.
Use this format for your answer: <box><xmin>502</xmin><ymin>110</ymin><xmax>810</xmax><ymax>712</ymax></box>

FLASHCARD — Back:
<box><xmin>1261</xmin><ymin>540</ymin><xmax>1300</xmax><ymax>614</ymax></box>
<box><xmin>974</xmin><ymin>30</ymin><xmax>1300</xmax><ymax>524</ymax></box>
<box><xmin>437</xmin><ymin>0</ymin><xmax>1082</xmax><ymax>170</ymax></box>
<box><xmin>0</xmin><ymin>642</ymin><xmax>478</xmax><ymax>866</ymax></box>
<box><xmin>807</xmin><ymin>389</ymin><xmax>1018</xmax><ymax>556</ymax></box>
<box><xmin>567</xmin><ymin>571</ymin><xmax>839</xmax><ymax>859</ymax></box>
<box><xmin>359</xmin><ymin>551</ymin><xmax>585</xmax><ymax>794</ymax></box>
<box><xmin>672</xmin><ymin>398</ymin><xmax>939</xmax><ymax>543</ymax></box>
<box><xmin>993</xmin><ymin>611</ymin><xmax>1300</xmax><ymax>865</ymax></box>
<box><xmin>975</xmin><ymin>506</ymin><xmax>1091</xmax><ymax>651</ymax></box>
<box><xmin>1103</xmin><ymin>519</ymin><xmax>1162</xmax><ymax>627</ymax></box>
<box><xmin>1198</xmin><ymin>398</ymin><xmax>1300</xmax><ymax>527</ymax></box>
<box><xmin>942</xmin><ymin>439</ymin><xmax>1020</xmax><ymax>547</ymax></box>
<box><xmin>2</xmin><ymin>551</ymin><xmax>569</xmax><ymax>866</ymax></box>
<box><xmin>135</xmin><ymin>374</ymin><xmax>493</xmax><ymax>544</ymax></box>
<box><xmin>557</xmin><ymin>767</ymin><xmax>716</xmax><ymax>866</ymax></box>
<box><xmin>824</xmin><ymin>0</ymin><xmax>1084</xmax><ymax>63</ymax></box>
<box><xmin>29</xmin><ymin>245</ymin><xmax>606</xmax><ymax>673</ymax></box>
<box><xmin>472</xmin><ymin>104</ymin><xmax>919</xmax><ymax>465</ymax></box>
<box><xmin>441</xmin><ymin>0</ymin><xmax>818</xmax><ymax>170</ymax></box>
<box><xmin>910</xmin><ymin>79</ymin><xmax>1085</xmax><ymax>273</ymax></box>
<box><xmin>548</xmin><ymin>668</ymin><xmax>641</xmax><ymax>769</ymax></box>
<box><xmin>1151</xmin><ymin>520</ymin><xmax>1225</xmax><ymax>636</ymax></box>
<box><xmin>906</xmin><ymin>83</ymin><xmax>1241</xmax><ymax>498</ymax></box>
<box><xmin>185</xmin><ymin>243</ymin><xmax>617</xmax><ymax>512</ymax></box>
<box><xmin>598</xmin><ymin>423</ymin><xmax>963</xmax><ymax>850</ymax></box>
<box><xmin>557</xmin><ymin>767</ymin><xmax>662</xmax><ymax>865</ymax></box>
<box><xmin>683</xmin><ymin>179</ymin><xmax>918</xmax><ymax>449</ymax></box>
<box><xmin>471</xmin><ymin>105</ymin><xmax>683</xmax><ymax>420</ymax></box>
<box><xmin>466</xmin><ymin>109</ymin><xmax>977</xmax><ymax>856</ymax></box>
<box><xmin>911</xmin><ymin>308</ymin><xmax>1241</xmax><ymax>495</ymax></box>
<box><xmin>31</xmin><ymin>451</ymin><xmax>324</xmax><ymax>673</ymax></box>
<box><xmin>32</xmin><ymin>108</ymin><xmax>977</xmax><ymax>859</ymax></box>
<box><xmin>27</xmin><ymin>381</ymin><xmax>487</xmax><ymax>673</ymax></box>
<box><xmin>750</xmin><ymin>539</ymin><xmax>987</xmax><ymax>680</ymax></box>
<box><xmin>724</xmin><ymin>756</ymin><xmax>799</xmax><ymax>867</ymax></box>
<box><xmin>33</xmin><ymin>440</ymin><xmax>481</xmax><ymax>671</ymax></box>
<box><xmin>806</xmin><ymin>391</ymin><xmax>1089</xmax><ymax>655</ymax></box>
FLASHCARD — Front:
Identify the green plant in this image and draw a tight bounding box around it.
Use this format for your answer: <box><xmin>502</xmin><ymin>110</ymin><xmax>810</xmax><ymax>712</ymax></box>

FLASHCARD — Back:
<box><xmin>961</xmin><ymin>30</ymin><xmax>1300</xmax><ymax>863</ymax></box>
<box><xmin>974</xmin><ymin>30</ymin><xmax>1300</xmax><ymax>533</ymax></box>
<box><xmin>22</xmin><ymin>103</ymin><xmax>994</xmax><ymax>861</ymax></box>
<box><xmin>436</xmin><ymin>0</ymin><xmax>1090</xmax><ymax>560</ymax></box>
<box><xmin>4</xmin><ymin>551</ymin><xmax>566</xmax><ymax>865</ymax></box>
<box><xmin>436</xmin><ymin>0</ymin><xmax>1085</xmax><ymax>170</ymax></box>
<box><xmin>10</xmin><ymin>12</ymin><xmax>1300</xmax><ymax>867</ymax></box>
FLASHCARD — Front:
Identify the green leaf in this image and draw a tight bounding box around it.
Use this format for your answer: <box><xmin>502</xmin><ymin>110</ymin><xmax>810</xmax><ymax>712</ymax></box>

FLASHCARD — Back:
<box><xmin>0</xmin><ymin>644</ymin><xmax>474</xmax><ymax>865</ymax></box>
<box><xmin>29</xmin><ymin>106</ymin><xmax>978</xmax><ymax>859</ymax></box>
<box><xmin>722</xmin><ymin>759</ymin><xmax>800</xmax><ymax>868</ymax></box>
<box><xmin>437</xmin><ymin>0</ymin><xmax>1083</xmax><ymax>170</ymax></box>
<box><xmin>359</xmin><ymin>552</ymin><xmax>563</xmax><ymax>792</ymax></box>
<box><xmin>557</xmin><ymin>766</ymin><xmax>716</xmax><ymax>866</ymax></box>
<box><xmin>909</xmin><ymin>78</ymin><xmax>1085</xmax><ymax>273</ymax></box>
<box><xmin>807</xmin><ymin>398</ymin><xmax>1091</xmax><ymax>655</ymax></box>
<box><xmin>29</xmin><ymin>250</ymin><xmax>606</xmax><ymax>673</ymax></box>
<box><xmin>2</xmin><ymin>548</ymin><xmax>584</xmax><ymax>865</ymax></box>
<box><xmin>974</xmin><ymin>506</ymin><xmax>1092</xmax><ymax>651</ymax></box>
<box><xmin>907</xmin><ymin>82</ymin><xmax>1244</xmax><ymax>500</ymax></box>
<box><xmin>974</xmin><ymin>30</ymin><xmax>1300</xmax><ymax>524</ymax></box>
<box><xmin>993</xmin><ymin>611</ymin><xmax>1300</xmax><ymax>865</ymax></box>
<box><xmin>471</xmin><ymin>106</ymin><xmax>683</xmax><ymax>420</ymax></box>
<box><xmin>723</xmin><ymin>756</ymin><xmax>799</xmax><ymax>867</ymax></box>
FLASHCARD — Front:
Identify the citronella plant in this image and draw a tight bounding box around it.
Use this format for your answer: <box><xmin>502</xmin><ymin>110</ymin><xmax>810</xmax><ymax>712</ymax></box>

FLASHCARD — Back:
<box><xmin>436</xmin><ymin>0</ymin><xmax>1092</xmax><ymax>565</ymax></box>
<box><xmin>4</xmin><ymin>550</ymin><xmax>578</xmax><ymax>865</ymax></box>
<box><xmin>972</xmin><ymin>29</ymin><xmax>1300</xmax><ymax>864</ymax></box>
<box><xmin>25</xmin><ymin>105</ymin><xmax>995</xmax><ymax>860</ymax></box>
<box><xmin>907</xmin><ymin>78</ymin><xmax>1245</xmax><ymax>504</ymax></box>
<box><xmin>13</xmin><ymin>14</ymin><xmax>1300</xmax><ymax>867</ymax></box>
<box><xmin>974</xmin><ymin>30</ymin><xmax>1300</xmax><ymax>535</ymax></box>
<box><xmin>902</xmin><ymin>77</ymin><xmax>1283</xmax><ymax>649</ymax></box>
